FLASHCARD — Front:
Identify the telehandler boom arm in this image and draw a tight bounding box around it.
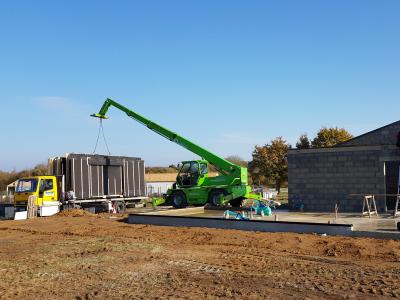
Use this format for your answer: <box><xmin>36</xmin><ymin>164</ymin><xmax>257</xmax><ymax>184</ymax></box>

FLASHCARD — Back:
<box><xmin>92</xmin><ymin>98</ymin><xmax>240</xmax><ymax>175</ymax></box>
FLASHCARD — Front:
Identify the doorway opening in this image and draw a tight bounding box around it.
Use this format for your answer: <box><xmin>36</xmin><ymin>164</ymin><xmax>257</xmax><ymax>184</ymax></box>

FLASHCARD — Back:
<box><xmin>385</xmin><ymin>161</ymin><xmax>400</xmax><ymax>210</ymax></box>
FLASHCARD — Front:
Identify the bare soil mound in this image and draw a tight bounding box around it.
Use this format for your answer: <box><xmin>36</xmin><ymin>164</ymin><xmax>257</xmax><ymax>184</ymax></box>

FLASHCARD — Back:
<box><xmin>0</xmin><ymin>216</ymin><xmax>399</xmax><ymax>299</ymax></box>
<box><xmin>56</xmin><ymin>209</ymin><xmax>97</xmax><ymax>217</ymax></box>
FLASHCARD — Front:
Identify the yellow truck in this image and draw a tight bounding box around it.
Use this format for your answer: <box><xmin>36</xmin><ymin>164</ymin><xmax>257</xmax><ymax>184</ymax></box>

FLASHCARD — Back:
<box><xmin>14</xmin><ymin>175</ymin><xmax>60</xmax><ymax>207</ymax></box>
<box><xmin>8</xmin><ymin>153</ymin><xmax>147</xmax><ymax>217</ymax></box>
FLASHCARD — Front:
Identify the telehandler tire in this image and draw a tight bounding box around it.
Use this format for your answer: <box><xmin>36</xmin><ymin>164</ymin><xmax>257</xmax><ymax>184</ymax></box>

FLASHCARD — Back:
<box><xmin>170</xmin><ymin>191</ymin><xmax>187</xmax><ymax>209</ymax></box>
<box><xmin>208</xmin><ymin>189</ymin><xmax>226</xmax><ymax>207</ymax></box>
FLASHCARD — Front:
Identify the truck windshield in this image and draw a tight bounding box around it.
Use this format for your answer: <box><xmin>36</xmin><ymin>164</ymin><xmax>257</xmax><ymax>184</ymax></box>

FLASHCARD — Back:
<box><xmin>16</xmin><ymin>179</ymin><xmax>38</xmax><ymax>193</ymax></box>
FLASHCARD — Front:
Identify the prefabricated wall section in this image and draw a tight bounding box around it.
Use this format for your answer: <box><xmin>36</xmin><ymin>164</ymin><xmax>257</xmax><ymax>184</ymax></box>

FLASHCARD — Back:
<box><xmin>49</xmin><ymin>154</ymin><xmax>145</xmax><ymax>199</ymax></box>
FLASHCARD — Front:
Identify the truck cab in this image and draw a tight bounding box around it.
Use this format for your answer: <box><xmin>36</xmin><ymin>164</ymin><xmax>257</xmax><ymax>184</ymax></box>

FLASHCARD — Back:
<box><xmin>14</xmin><ymin>176</ymin><xmax>59</xmax><ymax>207</ymax></box>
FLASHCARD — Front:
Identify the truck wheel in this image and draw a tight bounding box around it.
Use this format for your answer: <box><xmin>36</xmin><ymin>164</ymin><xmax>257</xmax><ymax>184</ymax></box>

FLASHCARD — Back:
<box><xmin>115</xmin><ymin>201</ymin><xmax>126</xmax><ymax>213</ymax></box>
<box><xmin>208</xmin><ymin>189</ymin><xmax>226</xmax><ymax>207</ymax></box>
<box><xmin>170</xmin><ymin>191</ymin><xmax>187</xmax><ymax>208</ymax></box>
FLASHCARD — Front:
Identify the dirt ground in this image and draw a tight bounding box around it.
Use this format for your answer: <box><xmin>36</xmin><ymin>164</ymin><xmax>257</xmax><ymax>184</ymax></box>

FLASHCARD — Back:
<box><xmin>0</xmin><ymin>213</ymin><xmax>399</xmax><ymax>299</ymax></box>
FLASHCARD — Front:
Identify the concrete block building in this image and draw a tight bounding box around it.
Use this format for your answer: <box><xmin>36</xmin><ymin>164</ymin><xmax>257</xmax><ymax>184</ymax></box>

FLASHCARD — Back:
<box><xmin>288</xmin><ymin>121</ymin><xmax>400</xmax><ymax>212</ymax></box>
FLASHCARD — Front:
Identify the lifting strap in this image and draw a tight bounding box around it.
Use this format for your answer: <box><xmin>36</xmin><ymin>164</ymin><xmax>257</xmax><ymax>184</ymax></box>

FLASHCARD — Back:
<box><xmin>92</xmin><ymin>119</ymin><xmax>111</xmax><ymax>155</ymax></box>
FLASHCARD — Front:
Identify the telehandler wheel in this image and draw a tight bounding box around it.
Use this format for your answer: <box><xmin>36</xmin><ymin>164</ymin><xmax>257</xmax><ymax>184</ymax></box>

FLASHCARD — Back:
<box><xmin>208</xmin><ymin>189</ymin><xmax>226</xmax><ymax>207</ymax></box>
<box><xmin>170</xmin><ymin>191</ymin><xmax>187</xmax><ymax>209</ymax></box>
<box><xmin>115</xmin><ymin>201</ymin><xmax>126</xmax><ymax>213</ymax></box>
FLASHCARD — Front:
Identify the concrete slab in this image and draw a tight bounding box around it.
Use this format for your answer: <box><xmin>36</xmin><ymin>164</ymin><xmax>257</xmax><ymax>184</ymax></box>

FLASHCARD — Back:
<box><xmin>192</xmin><ymin>209</ymin><xmax>400</xmax><ymax>233</ymax></box>
<box><xmin>140</xmin><ymin>207</ymin><xmax>205</xmax><ymax>216</ymax></box>
<box><xmin>125</xmin><ymin>206</ymin><xmax>400</xmax><ymax>239</ymax></box>
<box><xmin>127</xmin><ymin>214</ymin><xmax>354</xmax><ymax>236</ymax></box>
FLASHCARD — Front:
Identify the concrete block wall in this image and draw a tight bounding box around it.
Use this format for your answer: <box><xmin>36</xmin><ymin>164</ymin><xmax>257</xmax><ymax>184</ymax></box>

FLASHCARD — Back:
<box><xmin>288</xmin><ymin>149</ymin><xmax>385</xmax><ymax>212</ymax></box>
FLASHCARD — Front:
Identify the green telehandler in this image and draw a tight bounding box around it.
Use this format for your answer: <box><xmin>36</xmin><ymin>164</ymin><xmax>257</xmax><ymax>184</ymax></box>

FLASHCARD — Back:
<box><xmin>92</xmin><ymin>98</ymin><xmax>261</xmax><ymax>208</ymax></box>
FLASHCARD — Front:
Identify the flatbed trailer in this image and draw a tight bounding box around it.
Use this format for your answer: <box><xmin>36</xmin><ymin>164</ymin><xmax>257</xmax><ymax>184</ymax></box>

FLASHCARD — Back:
<box><xmin>10</xmin><ymin>153</ymin><xmax>147</xmax><ymax>216</ymax></box>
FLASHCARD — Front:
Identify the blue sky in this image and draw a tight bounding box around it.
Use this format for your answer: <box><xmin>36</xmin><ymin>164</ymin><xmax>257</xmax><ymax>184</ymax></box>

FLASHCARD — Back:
<box><xmin>1</xmin><ymin>1</ymin><xmax>399</xmax><ymax>171</ymax></box>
